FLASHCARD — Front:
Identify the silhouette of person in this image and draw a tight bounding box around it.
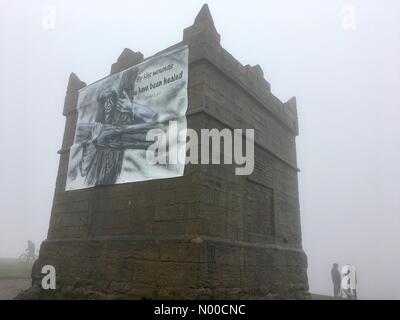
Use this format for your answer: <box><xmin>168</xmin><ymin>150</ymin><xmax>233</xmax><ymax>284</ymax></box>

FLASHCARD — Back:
<box><xmin>331</xmin><ymin>263</ymin><xmax>341</xmax><ymax>298</ymax></box>
<box><xmin>26</xmin><ymin>240</ymin><xmax>35</xmax><ymax>263</ymax></box>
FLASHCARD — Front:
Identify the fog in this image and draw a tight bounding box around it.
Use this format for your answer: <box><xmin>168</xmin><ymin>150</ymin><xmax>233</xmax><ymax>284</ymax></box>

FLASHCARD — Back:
<box><xmin>0</xmin><ymin>0</ymin><xmax>399</xmax><ymax>299</ymax></box>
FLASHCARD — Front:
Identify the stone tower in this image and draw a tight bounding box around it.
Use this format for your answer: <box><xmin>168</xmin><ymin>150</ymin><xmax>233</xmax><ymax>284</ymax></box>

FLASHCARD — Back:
<box><xmin>23</xmin><ymin>4</ymin><xmax>308</xmax><ymax>299</ymax></box>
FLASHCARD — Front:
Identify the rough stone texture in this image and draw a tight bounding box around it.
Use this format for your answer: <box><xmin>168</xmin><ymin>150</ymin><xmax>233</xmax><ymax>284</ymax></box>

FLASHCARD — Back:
<box><xmin>110</xmin><ymin>49</ymin><xmax>144</xmax><ymax>75</ymax></box>
<box><xmin>19</xmin><ymin>4</ymin><xmax>308</xmax><ymax>299</ymax></box>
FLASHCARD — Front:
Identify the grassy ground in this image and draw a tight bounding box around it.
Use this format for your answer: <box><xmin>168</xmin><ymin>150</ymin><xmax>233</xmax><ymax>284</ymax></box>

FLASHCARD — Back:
<box><xmin>0</xmin><ymin>259</ymin><xmax>32</xmax><ymax>299</ymax></box>
<box><xmin>0</xmin><ymin>258</ymin><xmax>32</xmax><ymax>279</ymax></box>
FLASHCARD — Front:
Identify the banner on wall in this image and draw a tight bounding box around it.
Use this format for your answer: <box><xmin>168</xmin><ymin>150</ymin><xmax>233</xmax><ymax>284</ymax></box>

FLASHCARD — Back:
<box><xmin>66</xmin><ymin>46</ymin><xmax>188</xmax><ymax>191</ymax></box>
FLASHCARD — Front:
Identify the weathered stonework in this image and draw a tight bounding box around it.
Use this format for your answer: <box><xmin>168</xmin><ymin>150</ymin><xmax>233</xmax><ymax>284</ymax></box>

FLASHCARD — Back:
<box><xmin>18</xmin><ymin>4</ymin><xmax>308</xmax><ymax>300</ymax></box>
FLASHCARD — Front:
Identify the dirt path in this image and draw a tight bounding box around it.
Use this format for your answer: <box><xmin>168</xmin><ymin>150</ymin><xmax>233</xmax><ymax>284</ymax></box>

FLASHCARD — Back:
<box><xmin>0</xmin><ymin>278</ymin><xmax>31</xmax><ymax>300</ymax></box>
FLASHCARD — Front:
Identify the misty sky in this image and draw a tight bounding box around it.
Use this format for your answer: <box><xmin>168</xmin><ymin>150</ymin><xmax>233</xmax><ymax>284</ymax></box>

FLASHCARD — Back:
<box><xmin>0</xmin><ymin>0</ymin><xmax>399</xmax><ymax>299</ymax></box>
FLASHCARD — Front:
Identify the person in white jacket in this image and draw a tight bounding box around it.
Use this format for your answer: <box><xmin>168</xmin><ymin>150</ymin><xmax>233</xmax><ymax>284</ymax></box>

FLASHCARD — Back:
<box><xmin>341</xmin><ymin>264</ymin><xmax>357</xmax><ymax>299</ymax></box>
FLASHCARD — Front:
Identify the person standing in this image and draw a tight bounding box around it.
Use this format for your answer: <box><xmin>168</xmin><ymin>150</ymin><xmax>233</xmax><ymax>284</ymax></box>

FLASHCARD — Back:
<box><xmin>348</xmin><ymin>264</ymin><xmax>357</xmax><ymax>299</ymax></box>
<box><xmin>341</xmin><ymin>264</ymin><xmax>357</xmax><ymax>299</ymax></box>
<box><xmin>340</xmin><ymin>265</ymin><xmax>351</xmax><ymax>299</ymax></box>
<box><xmin>331</xmin><ymin>263</ymin><xmax>341</xmax><ymax>298</ymax></box>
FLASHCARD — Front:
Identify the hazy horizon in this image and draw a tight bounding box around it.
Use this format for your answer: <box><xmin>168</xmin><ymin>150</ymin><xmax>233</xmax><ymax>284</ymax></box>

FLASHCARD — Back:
<box><xmin>1</xmin><ymin>0</ymin><xmax>399</xmax><ymax>299</ymax></box>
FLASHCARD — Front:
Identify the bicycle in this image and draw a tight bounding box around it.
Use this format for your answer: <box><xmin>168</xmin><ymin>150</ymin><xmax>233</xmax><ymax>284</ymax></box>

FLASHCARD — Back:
<box><xmin>18</xmin><ymin>252</ymin><xmax>38</xmax><ymax>264</ymax></box>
